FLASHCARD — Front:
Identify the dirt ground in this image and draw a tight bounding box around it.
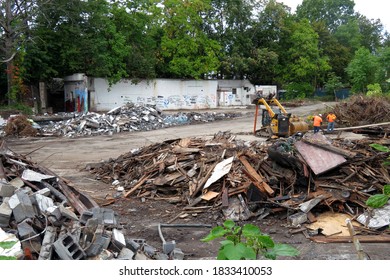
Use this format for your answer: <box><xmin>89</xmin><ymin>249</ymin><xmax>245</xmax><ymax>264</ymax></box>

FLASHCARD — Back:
<box><xmin>4</xmin><ymin>101</ymin><xmax>390</xmax><ymax>260</ymax></box>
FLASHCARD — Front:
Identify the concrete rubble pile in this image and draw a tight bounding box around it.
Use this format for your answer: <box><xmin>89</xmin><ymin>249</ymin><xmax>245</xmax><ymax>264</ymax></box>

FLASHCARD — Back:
<box><xmin>87</xmin><ymin>131</ymin><xmax>390</xmax><ymax>241</ymax></box>
<box><xmin>0</xmin><ymin>141</ymin><xmax>184</xmax><ymax>260</ymax></box>
<box><xmin>1</xmin><ymin>103</ymin><xmax>242</xmax><ymax>138</ymax></box>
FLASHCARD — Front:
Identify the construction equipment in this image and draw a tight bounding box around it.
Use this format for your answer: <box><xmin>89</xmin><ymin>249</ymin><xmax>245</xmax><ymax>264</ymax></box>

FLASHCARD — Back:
<box><xmin>253</xmin><ymin>96</ymin><xmax>309</xmax><ymax>138</ymax></box>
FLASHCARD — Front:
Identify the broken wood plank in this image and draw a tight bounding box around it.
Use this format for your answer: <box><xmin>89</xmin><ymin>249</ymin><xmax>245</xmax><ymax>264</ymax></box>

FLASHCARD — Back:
<box><xmin>239</xmin><ymin>155</ymin><xmax>274</xmax><ymax>196</ymax></box>
<box><xmin>124</xmin><ymin>174</ymin><xmax>150</xmax><ymax>197</ymax></box>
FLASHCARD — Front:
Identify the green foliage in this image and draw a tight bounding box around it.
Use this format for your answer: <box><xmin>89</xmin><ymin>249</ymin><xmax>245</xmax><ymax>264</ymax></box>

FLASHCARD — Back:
<box><xmin>281</xmin><ymin>19</ymin><xmax>331</xmax><ymax>89</ymax></box>
<box><xmin>346</xmin><ymin>48</ymin><xmax>380</xmax><ymax>93</ymax></box>
<box><xmin>1</xmin><ymin>0</ymin><xmax>389</xmax><ymax>98</ymax></box>
<box><xmin>201</xmin><ymin>220</ymin><xmax>299</xmax><ymax>260</ymax></box>
<box><xmin>369</xmin><ymin>143</ymin><xmax>390</xmax><ymax>166</ymax></box>
<box><xmin>0</xmin><ymin>103</ymin><xmax>33</xmax><ymax>115</ymax></box>
<box><xmin>366</xmin><ymin>185</ymin><xmax>390</xmax><ymax>208</ymax></box>
<box><xmin>366</xmin><ymin>83</ymin><xmax>383</xmax><ymax>96</ymax></box>
<box><xmin>325</xmin><ymin>73</ymin><xmax>343</xmax><ymax>100</ymax></box>
<box><xmin>284</xmin><ymin>82</ymin><xmax>313</xmax><ymax>100</ymax></box>
<box><xmin>366</xmin><ymin>144</ymin><xmax>390</xmax><ymax>208</ymax></box>
<box><xmin>296</xmin><ymin>0</ymin><xmax>355</xmax><ymax>33</ymax></box>
<box><xmin>160</xmin><ymin>0</ymin><xmax>221</xmax><ymax>79</ymax></box>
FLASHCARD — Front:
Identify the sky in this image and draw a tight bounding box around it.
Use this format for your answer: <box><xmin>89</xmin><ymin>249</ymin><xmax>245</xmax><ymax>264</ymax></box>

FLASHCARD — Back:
<box><xmin>278</xmin><ymin>0</ymin><xmax>389</xmax><ymax>32</ymax></box>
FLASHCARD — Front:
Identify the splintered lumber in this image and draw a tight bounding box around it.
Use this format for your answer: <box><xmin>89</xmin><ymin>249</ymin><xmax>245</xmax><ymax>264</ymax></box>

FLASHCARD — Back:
<box><xmin>124</xmin><ymin>174</ymin><xmax>150</xmax><ymax>197</ymax></box>
<box><xmin>239</xmin><ymin>155</ymin><xmax>274</xmax><ymax>196</ymax></box>
<box><xmin>346</xmin><ymin>218</ymin><xmax>369</xmax><ymax>260</ymax></box>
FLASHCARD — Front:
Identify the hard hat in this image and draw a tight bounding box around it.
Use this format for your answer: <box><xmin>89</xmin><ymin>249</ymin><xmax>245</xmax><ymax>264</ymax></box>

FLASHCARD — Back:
<box><xmin>319</xmin><ymin>114</ymin><xmax>322</xmax><ymax>117</ymax></box>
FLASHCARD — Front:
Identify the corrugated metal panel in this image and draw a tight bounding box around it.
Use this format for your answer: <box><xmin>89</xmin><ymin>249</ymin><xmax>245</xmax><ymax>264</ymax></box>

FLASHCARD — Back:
<box><xmin>295</xmin><ymin>140</ymin><xmax>347</xmax><ymax>175</ymax></box>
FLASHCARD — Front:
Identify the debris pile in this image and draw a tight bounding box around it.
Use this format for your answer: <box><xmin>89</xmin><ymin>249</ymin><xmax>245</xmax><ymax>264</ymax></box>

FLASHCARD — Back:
<box><xmin>333</xmin><ymin>95</ymin><xmax>390</xmax><ymax>126</ymax></box>
<box><xmin>0</xmin><ymin>141</ymin><xmax>184</xmax><ymax>260</ymax></box>
<box><xmin>87</xmin><ymin>131</ymin><xmax>390</xmax><ymax>237</ymax></box>
<box><xmin>1</xmin><ymin>103</ymin><xmax>242</xmax><ymax>138</ymax></box>
<box><xmin>4</xmin><ymin>115</ymin><xmax>38</xmax><ymax>137</ymax></box>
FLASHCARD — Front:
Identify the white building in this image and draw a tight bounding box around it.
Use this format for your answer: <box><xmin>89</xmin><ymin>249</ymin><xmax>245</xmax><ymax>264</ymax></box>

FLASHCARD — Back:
<box><xmin>57</xmin><ymin>74</ymin><xmax>275</xmax><ymax>112</ymax></box>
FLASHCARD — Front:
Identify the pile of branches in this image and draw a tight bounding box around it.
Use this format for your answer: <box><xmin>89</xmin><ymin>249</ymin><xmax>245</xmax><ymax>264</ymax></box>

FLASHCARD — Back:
<box><xmin>333</xmin><ymin>95</ymin><xmax>390</xmax><ymax>126</ymax></box>
<box><xmin>3</xmin><ymin>115</ymin><xmax>38</xmax><ymax>137</ymax></box>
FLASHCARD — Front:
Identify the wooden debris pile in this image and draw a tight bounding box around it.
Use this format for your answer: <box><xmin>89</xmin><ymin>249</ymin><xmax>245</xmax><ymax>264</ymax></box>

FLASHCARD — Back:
<box><xmin>87</xmin><ymin>131</ymin><xmax>390</xmax><ymax>233</ymax></box>
<box><xmin>333</xmin><ymin>95</ymin><xmax>390</xmax><ymax>126</ymax></box>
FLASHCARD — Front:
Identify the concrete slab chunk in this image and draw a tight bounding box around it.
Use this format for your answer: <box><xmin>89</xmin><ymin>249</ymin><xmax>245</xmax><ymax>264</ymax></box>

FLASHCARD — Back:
<box><xmin>0</xmin><ymin>182</ymin><xmax>16</xmax><ymax>198</ymax></box>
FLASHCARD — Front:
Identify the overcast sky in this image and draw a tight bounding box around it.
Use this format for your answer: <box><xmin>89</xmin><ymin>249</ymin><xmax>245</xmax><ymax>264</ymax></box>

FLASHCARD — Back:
<box><xmin>278</xmin><ymin>0</ymin><xmax>389</xmax><ymax>32</ymax></box>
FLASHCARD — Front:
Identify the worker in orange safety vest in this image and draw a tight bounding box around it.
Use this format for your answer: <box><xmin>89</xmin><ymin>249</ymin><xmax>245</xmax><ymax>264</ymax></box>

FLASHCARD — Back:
<box><xmin>313</xmin><ymin>114</ymin><xmax>323</xmax><ymax>133</ymax></box>
<box><xmin>326</xmin><ymin>112</ymin><xmax>337</xmax><ymax>132</ymax></box>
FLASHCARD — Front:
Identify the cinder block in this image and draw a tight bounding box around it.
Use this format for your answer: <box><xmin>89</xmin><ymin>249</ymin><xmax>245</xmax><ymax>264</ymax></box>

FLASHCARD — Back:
<box><xmin>18</xmin><ymin>219</ymin><xmax>42</xmax><ymax>254</ymax></box>
<box><xmin>33</xmin><ymin>193</ymin><xmax>54</xmax><ymax>213</ymax></box>
<box><xmin>9</xmin><ymin>190</ymin><xmax>36</xmax><ymax>223</ymax></box>
<box><xmin>59</xmin><ymin>205</ymin><xmax>78</xmax><ymax>221</ymax></box>
<box><xmin>117</xmin><ymin>247</ymin><xmax>135</xmax><ymax>260</ymax></box>
<box><xmin>46</xmin><ymin>206</ymin><xmax>62</xmax><ymax>226</ymax></box>
<box><xmin>112</xmin><ymin>228</ymin><xmax>126</xmax><ymax>246</ymax></box>
<box><xmin>125</xmin><ymin>238</ymin><xmax>145</xmax><ymax>252</ymax></box>
<box><xmin>80</xmin><ymin>207</ymin><xmax>118</xmax><ymax>227</ymax></box>
<box><xmin>172</xmin><ymin>248</ymin><xmax>185</xmax><ymax>260</ymax></box>
<box><xmin>110</xmin><ymin>228</ymin><xmax>126</xmax><ymax>253</ymax></box>
<box><xmin>0</xmin><ymin>198</ymin><xmax>12</xmax><ymax>227</ymax></box>
<box><xmin>17</xmin><ymin>219</ymin><xmax>37</xmax><ymax>239</ymax></box>
<box><xmin>53</xmin><ymin>234</ymin><xmax>86</xmax><ymax>260</ymax></box>
<box><xmin>84</xmin><ymin>224</ymin><xmax>111</xmax><ymax>257</ymax></box>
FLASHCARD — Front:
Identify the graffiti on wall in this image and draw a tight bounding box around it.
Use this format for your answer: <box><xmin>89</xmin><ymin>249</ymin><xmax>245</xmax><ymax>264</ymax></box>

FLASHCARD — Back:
<box><xmin>155</xmin><ymin>94</ymin><xmax>215</xmax><ymax>109</ymax></box>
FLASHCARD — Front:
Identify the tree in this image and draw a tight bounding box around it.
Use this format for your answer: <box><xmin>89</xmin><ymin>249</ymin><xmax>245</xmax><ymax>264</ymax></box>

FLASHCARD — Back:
<box><xmin>110</xmin><ymin>0</ymin><xmax>162</xmax><ymax>81</ymax></box>
<box><xmin>0</xmin><ymin>0</ymin><xmax>41</xmax><ymax>104</ymax></box>
<box><xmin>354</xmin><ymin>13</ymin><xmax>384</xmax><ymax>53</ymax></box>
<box><xmin>324</xmin><ymin>72</ymin><xmax>343</xmax><ymax>100</ymax></box>
<box><xmin>249</xmin><ymin>0</ymin><xmax>291</xmax><ymax>85</ymax></box>
<box><xmin>207</xmin><ymin>0</ymin><xmax>261</xmax><ymax>79</ymax></box>
<box><xmin>280</xmin><ymin>19</ymin><xmax>331</xmax><ymax>96</ymax></box>
<box><xmin>376</xmin><ymin>46</ymin><xmax>390</xmax><ymax>93</ymax></box>
<box><xmin>346</xmin><ymin>47</ymin><xmax>379</xmax><ymax>93</ymax></box>
<box><xmin>296</xmin><ymin>0</ymin><xmax>355</xmax><ymax>33</ymax></box>
<box><xmin>24</xmin><ymin>0</ymin><xmax>133</xmax><ymax>86</ymax></box>
<box><xmin>159</xmin><ymin>0</ymin><xmax>221</xmax><ymax>78</ymax></box>
<box><xmin>312</xmin><ymin>21</ymin><xmax>351</xmax><ymax>83</ymax></box>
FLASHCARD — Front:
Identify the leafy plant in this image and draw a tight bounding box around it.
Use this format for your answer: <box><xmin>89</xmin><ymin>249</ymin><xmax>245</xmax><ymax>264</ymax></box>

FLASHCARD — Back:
<box><xmin>201</xmin><ymin>220</ymin><xmax>299</xmax><ymax>260</ymax></box>
<box><xmin>366</xmin><ymin>185</ymin><xmax>390</xmax><ymax>209</ymax></box>
<box><xmin>369</xmin><ymin>143</ymin><xmax>390</xmax><ymax>166</ymax></box>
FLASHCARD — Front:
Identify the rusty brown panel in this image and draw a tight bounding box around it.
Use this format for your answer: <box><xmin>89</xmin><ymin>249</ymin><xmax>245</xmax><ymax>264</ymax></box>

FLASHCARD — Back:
<box><xmin>295</xmin><ymin>141</ymin><xmax>347</xmax><ymax>175</ymax></box>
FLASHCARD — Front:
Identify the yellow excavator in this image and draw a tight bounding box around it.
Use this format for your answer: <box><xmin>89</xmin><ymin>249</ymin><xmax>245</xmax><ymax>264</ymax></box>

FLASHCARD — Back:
<box><xmin>253</xmin><ymin>95</ymin><xmax>308</xmax><ymax>138</ymax></box>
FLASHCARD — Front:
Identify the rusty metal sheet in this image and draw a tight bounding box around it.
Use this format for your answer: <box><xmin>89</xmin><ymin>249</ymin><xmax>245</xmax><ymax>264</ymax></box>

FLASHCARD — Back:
<box><xmin>295</xmin><ymin>141</ymin><xmax>347</xmax><ymax>175</ymax></box>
